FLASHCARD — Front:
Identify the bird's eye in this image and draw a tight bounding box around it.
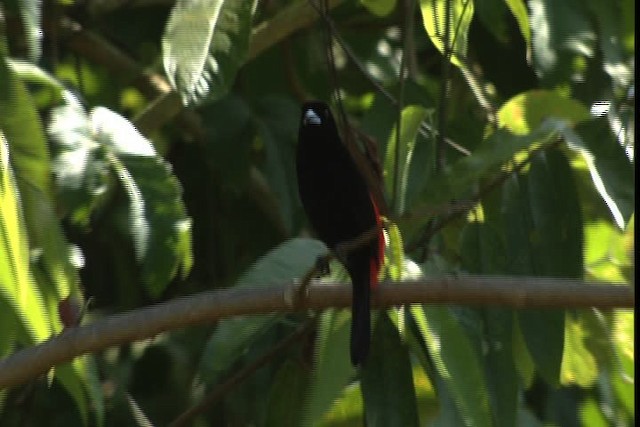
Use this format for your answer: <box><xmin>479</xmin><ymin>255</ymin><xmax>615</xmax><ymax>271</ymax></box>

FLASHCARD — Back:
<box><xmin>303</xmin><ymin>109</ymin><xmax>322</xmax><ymax>125</ymax></box>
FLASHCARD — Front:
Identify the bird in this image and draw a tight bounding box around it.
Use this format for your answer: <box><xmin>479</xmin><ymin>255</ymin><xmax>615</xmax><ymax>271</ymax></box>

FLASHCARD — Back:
<box><xmin>296</xmin><ymin>101</ymin><xmax>383</xmax><ymax>366</ymax></box>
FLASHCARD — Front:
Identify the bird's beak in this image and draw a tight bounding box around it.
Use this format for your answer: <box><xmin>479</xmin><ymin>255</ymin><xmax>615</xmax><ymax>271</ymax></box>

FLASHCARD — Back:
<box><xmin>303</xmin><ymin>109</ymin><xmax>322</xmax><ymax>126</ymax></box>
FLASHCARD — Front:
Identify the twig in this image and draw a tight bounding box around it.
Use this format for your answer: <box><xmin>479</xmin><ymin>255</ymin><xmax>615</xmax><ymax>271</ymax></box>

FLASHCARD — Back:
<box><xmin>0</xmin><ymin>277</ymin><xmax>633</xmax><ymax>390</ymax></box>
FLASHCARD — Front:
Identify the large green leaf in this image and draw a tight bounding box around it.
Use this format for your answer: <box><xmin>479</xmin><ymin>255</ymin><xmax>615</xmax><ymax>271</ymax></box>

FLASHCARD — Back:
<box><xmin>4</xmin><ymin>0</ymin><xmax>42</xmax><ymax>62</ymax></box>
<box><xmin>460</xmin><ymin>223</ymin><xmax>518</xmax><ymax>427</ymax></box>
<box><xmin>0</xmin><ymin>46</ymin><xmax>51</xmax><ymax>198</ymax></box>
<box><xmin>560</xmin><ymin>312</ymin><xmax>598</xmax><ymax>388</ymax></box>
<box><xmin>473</xmin><ymin>0</ymin><xmax>510</xmax><ymax>42</ymax></box>
<box><xmin>403</xmin><ymin>120</ymin><xmax>564</xmax><ymax>237</ymax></box>
<box><xmin>0</xmin><ymin>133</ymin><xmax>52</xmax><ymax>345</ymax></box>
<box><xmin>505</xmin><ymin>0</ymin><xmax>531</xmax><ymax>48</ymax></box>
<box><xmin>47</xmin><ymin>93</ymin><xmax>110</xmax><ymax>227</ymax></box>
<box><xmin>502</xmin><ymin>149</ymin><xmax>582</xmax><ymax>387</ymax></box>
<box><xmin>303</xmin><ymin>309</ymin><xmax>356</xmax><ymax>426</ymax></box>
<box><xmin>411</xmin><ymin>305</ymin><xmax>492</xmax><ymax>427</ymax></box>
<box><xmin>163</xmin><ymin>0</ymin><xmax>255</xmax><ymax>105</ymax></box>
<box><xmin>265</xmin><ymin>359</ymin><xmax>310</xmax><ymax>426</ymax></box>
<box><xmin>93</xmin><ymin>107</ymin><xmax>192</xmax><ymax>295</ymax></box>
<box><xmin>497</xmin><ymin>90</ymin><xmax>590</xmax><ymax>135</ymax></box>
<box><xmin>528</xmin><ymin>0</ymin><xmax>595</xmax><ymax>85</ymax></box>
<box><xmin>527</xmin><ymin>149</ymin><xmax>583</xmax><ymax>278</ymax></box>
<box><xmin>49</xmin><ymin>98</ymin><xmax>193</xmax><ymax>297</ymax></box>
<box><xmin>567</xmin><ymin>119</ymin><xmax>634</xmax><ymax>230</ymax></box>
<box><xmin>585</xmin><ymin>0</ymin><xmax>634</xmax><ymax>89</ymax></box>
<box><xmin>360</xmin><ymin>0</ymin><xmax>397</xmax><ymax>17</ymax></box>
<box><xmin>199</xmin><ymin>238</ymin><xmax>326</xmax><ymax>386</ymax></box>
<box><xmin>361</xmin><ymin>311</ymin><xmax>419</xmax><ymax>426</ymax></box>
<box><xmin>419</xmin><ymin>0</ymin><xmax>474</xmax><ymax>68</ymax></box>
<box><xmin>384</xmin><ymin>105</ymin><xmax>430</xmax><ymax>215</ymax></box>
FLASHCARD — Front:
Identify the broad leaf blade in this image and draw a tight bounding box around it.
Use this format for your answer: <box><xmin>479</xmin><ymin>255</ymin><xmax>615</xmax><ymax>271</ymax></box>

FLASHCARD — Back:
<box><xmin>0</xmin><ymin>133</ymin><xmax>52</xmax><ymax>345</ymax></box>
<box><xmin>411</xmin><ymin>305</ymin><xmax>492</xmax><ymax>427</ymax></box>
<box><xmin>419</xmin><ymin>0</ymin><xmax>474</xmax><ymax>68</ymax></box>
<box><xmin>304</xmin><ymin>310</ymin><xmax>355</xmax><ymax>426</ymax></box>
<box><xmin>89</xmin><ymin>107</ymin><xmax>193</xmax><ymax>296</ymax></box>
<box><xmin>163</xmin><ymin>0</ymin><xmax>255</xmax><ymax>106</ymax></box>
<box><xmin>384</xmin><ymin>105</ymin><xmax>429</xmax><ymax>215</ymax></box>
<box><xmin>361</xmin><ymin>311</ymin><xmax>419</xmax><ymax>426</ymax></box>
<box><xmin>497</xmin><ymin>90</ymin><xmax>590</xmax><ymax>136</ymax></box>
<box><xmin>568</xmin><ymin>119</ymin><xmax>634</xmax><ymax>229</ymax></box>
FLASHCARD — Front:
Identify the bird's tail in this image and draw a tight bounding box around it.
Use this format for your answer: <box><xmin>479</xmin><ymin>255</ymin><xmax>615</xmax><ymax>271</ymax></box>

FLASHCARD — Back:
<box><xmin>349</xmin><ymin>258</ymin><xmax>373</xmax><ymax>366</ymax></box>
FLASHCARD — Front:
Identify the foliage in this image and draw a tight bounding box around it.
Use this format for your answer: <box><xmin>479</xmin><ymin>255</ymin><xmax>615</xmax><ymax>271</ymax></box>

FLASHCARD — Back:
<box><xmin>0</xmin><ymin>0</ymin><xmax>634</xmax><ymax>425</ymax></box>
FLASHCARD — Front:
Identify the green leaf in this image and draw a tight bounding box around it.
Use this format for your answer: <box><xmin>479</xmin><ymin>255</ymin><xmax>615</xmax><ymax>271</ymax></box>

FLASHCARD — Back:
<box><xmin>384</xmin><ymin>105</ymin><xmax>429</xmax><ymax>215</ymax></box>
<box><xmin>501</xmin><ymin>173</ymin><xmax>534</xmax><ymax>276</ymax></box>
<box><xmin>88</xmin><ymin>107</ymin><xmax>193</xmax><ymax>296</ymax></box>
<box><xmin>473</xmin><ymin>0</ymin><xmax>510</xmax><ymax>42</ymax></box>
<box><xmin>14</xmin><ymin>0</ymin><xmax>42</xmax><ymax>62</ymax></box>
<box><xmin>560</xmin><ymin>312</ymin><xmax>598</xmax><ymax>387</ymax></box>
<box><xmin>8</xmin><ymin>59</ymin><xmax>65</xmax><ymax>107</ymax></box>
<box><xmin>200</xmin><ymin>238</ymin><xmax>326</xmax><ymax>385</ymax></box>
<box><xmin>527</xmin><ymin>149</ymin><xmax>583</xmax><ymax>278</ymax></box>
<box><xmin>0</xmin><ymin>133</ymin><xmax>52</xmax><ymax>345</ymax></box>
<box><xmin>460</xmin><ymin>222</ymin><xmax>505</xmax><ymax>275</ymax></box>
<box><xmin>236</xmin><ymin>237</ymin><xmax>328</xmax><ymax>286</ymax></box>
<box><xmin>199</xmin><ymin>314</ymin><xmax>279</xmax><ymax>385</ymax></box>
<box><xmin>0</xmin><ymin>46</ymin><xmax>52</xmax><ymax>197</ymax></box>
<box><xmin>1</xmin><ymin>55</ymin><xmax>79</xmax><ymax>306</ymax></box>
<box><xmin>163</xmin><ymin>0</ymin><xmax>255</xmax><ymax>106</ymax></box>
<box><xmin>303</xmin><ymin>310</ymin><xmax>356</xmax><ymax>426</ymax></box>
<box><xmin>265</xmin><ymin>359</ymin><xmax>310</xmax><ymax>427</ymax></box>
<box><xmin>419</xmin><ymin>0</ymin><xmax>474</xmax><ymax>68</ymax></box>
<box><xmin>47</xmin><ymin>93</ymin><xmax>110</xmax><ymax>227</ymax></box>
<box><xmin>583</xmin><ymin>220</ymin><xmax>631</xmax><ymax>283</ymax></box>
<box><xmin>360</xmin><ymin>0</ymin><xmax>397</xmax><ymax>17</ymax></box>
<box><xmin>505</xmin><ymin>0</ymin><xmax>531</xmax><ymax>48</ymax></box>
<box><xmin>567</xmin><ymin>119</ymin><xmax>634</xmax><ymax>230</ymax></box>
<box><xmin>55</xmin><ymin>361</ymin><xmax>90</xmax><ymax>426</ymax></box>
<box><xmin>403</xmin><ymin>120</ymin><xmax>564</xmax><ymax>237</ymax></box>
<box><xmin>385</xmin><ymin>221</ymin><xmax>405</xmax><ymax>281</ymax></box>
<box><xmin>361</xmin><ymin>311</ymin><xmax>419</xmax><ymax>427</ymax></box>
<box><xmin>528</xmin><ymin>0</ymin><xmax>595</xmax><ymax>85</ymax></box>
<box><xmin>518</xmin><ymin>309</ymin><xmax>565</xmax><ymax>388</ymax></box>
<box><xmin>497</xmin><ymin>90</ymin><xmax>590</xmax><ymax>136</ymax></box>
<box><xmin>482</xmin><ymin>309</ymin><xmax>518</xmax><ymax>427</ymax></box>
<box><xmin>502</xmin><ymin>149</ymin><xmax>580</xmax><ymax>387</ymax></box>
<box><xmin>512</xmin><ymin>317</ymin><xmax>535</xmax><ymax>388</ymax></box>
<box><xmin>585</xmin><ymin>0</ymin><xmax>634</xmax><ymax>89</ymax></box>
<box><xmin>411</xmin><ymin>305</ymin><xmax>492</xmax><ymax>427</ymax></box>
<box><xmin>611</xmin><ymin>310</ymin><xmax>634</xmax><ymax>417</ymax></box>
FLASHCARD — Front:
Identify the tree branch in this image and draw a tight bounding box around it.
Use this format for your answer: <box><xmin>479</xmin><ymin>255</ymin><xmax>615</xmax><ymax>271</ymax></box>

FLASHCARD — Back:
<box><xmin>0</xmin><ymin>277</ymin><xmax>633</xmax><ymax>389</ymax></box>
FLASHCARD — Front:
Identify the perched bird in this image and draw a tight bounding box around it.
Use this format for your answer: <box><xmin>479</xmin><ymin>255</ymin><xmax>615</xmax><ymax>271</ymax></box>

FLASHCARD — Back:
<box><xmin>296</xmin><ymin>101</ymin><xmax>383</xmax><ymax>366</ymax></box>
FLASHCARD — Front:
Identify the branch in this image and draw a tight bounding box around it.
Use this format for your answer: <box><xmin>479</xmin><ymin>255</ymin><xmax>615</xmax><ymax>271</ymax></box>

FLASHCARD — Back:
<box><xmin>0</xmin><ymin>277</ymin><xmax>633</xmax><ymax>389</ymax></box>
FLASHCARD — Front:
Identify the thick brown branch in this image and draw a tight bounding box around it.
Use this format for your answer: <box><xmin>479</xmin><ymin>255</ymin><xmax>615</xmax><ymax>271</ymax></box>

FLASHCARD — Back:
<box><xmin>0</xmin><ymin>277</ymin><xmax>633</xmax><ymax>390</ymax></box>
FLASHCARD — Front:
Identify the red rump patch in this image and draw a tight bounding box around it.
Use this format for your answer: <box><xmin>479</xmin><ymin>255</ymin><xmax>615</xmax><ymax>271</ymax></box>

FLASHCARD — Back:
<box><xmin>369</xmin><ymin>194</ymin><xmax>384</xmax><ymax>289</ymax></box>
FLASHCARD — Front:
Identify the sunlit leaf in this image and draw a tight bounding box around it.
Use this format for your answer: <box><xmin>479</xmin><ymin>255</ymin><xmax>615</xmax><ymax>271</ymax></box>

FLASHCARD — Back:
<box><xmin>384</xmin><ymin>105</ymin><xmax>429</xmax><ymax>215</ymax></box>
<box><xmin>497</xmin><ymin>90</ymin><xmax>590</xmax><ymax>135</ymax></box>
<box><xmin>163</xmin><ymin>0</ymin><xmax>255</xmax><ymax>105</ymax></box>
<box><xmin>360</xmin><ymin>0</ymin><xmax>397</xmax><ymax>17</ymax></box>
<box><xmin>304</xmin><ymin>310</ymin><xmax>355</xmax><ymax>426</ymax></box>
<box><xmin>419</xmin><ymin>0</ymin><xmax>474</xmax><ymax>68</ymax></box>
<box><xmin>0</xmin><ymin>133</ymin><xmax>52</xmax><ymax>345</ymax></box>
<box><xmin>560</xmin><ymin>313</ymin><xmax>598</xmax><ymax>387</ymax></box>
<box><xmin>411</xmin><ymin>305</ymin><xmax>492</xmax><ymax>427</ymax></box>
<box><xmin>567</xmin><ymin>119</ymin><xmax>634</xmax><ymax>230</ymax></box>
<box><xmin>528</xmin><ymin>0</ymin><xmax>596</xmax><ymax>85</ymax></box>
